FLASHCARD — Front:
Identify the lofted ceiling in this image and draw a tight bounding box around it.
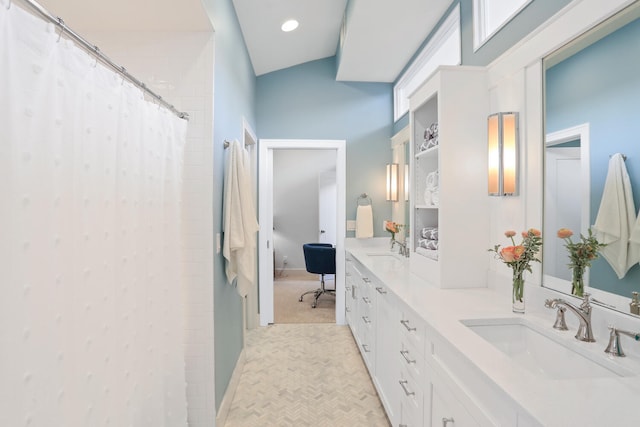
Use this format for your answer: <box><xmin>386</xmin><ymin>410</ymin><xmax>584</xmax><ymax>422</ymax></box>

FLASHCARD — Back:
<box><xmin>35</xmin><ymin>0</ymin><xmax>453</xmax><ymax>83</ymax></box>
<box><xmin>235</xmin><ymin>0</ymin><xmax>453</xmax><ymax>82</ymax></box>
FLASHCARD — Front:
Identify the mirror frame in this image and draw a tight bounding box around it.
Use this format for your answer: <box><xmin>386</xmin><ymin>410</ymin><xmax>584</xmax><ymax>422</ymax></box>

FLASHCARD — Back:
<box><xmin>540</xmin><ymin>0</ymin><xmax>640</xmax><ymax>316</ymax></box>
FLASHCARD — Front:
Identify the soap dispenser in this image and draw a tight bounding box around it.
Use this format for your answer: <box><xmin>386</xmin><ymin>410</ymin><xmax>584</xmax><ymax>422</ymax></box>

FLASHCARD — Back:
<box><xmin>630</xmin><ymin>292</ymin><xmax>639</xmax><ymax>315</ymax></box>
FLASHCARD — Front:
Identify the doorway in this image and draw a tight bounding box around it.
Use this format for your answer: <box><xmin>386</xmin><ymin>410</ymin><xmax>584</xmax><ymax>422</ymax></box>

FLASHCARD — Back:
<box><xmin>543</xmin><ymin>123</ymin><xmax>590</xmax><ymax>288</ymax></box>
<box><xmin>258</xmin><ymin>139</ymin><xmax>346</xmax><ymax>326</ymax></box>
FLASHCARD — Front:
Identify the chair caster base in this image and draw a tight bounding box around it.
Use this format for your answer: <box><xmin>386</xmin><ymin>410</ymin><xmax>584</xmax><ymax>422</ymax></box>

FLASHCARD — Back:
<box><xmin>298</xmin><ymin>296</ymin><xmax>303</xmax><ymax>302</ymax></box>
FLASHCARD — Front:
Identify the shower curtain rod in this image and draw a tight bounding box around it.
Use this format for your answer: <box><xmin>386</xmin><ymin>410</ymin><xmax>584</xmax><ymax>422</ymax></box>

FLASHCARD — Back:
<box><xmin>13</xmin><ymin>0</ymin><xmax>189</xmax><ymax>121</ymax></box>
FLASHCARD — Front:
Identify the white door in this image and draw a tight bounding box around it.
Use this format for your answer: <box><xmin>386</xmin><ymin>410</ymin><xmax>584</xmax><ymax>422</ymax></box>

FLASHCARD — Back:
<box><xmin>259</xmin><ymin>139</ymin><xmax>346</xmax><ymax>326</ymax></box>
<box><xmin>544</xmin><ymin>147</ymin><xmax>581</xmax><ymax>280</ymax></box>
<box><xmin>318</xmin><ymin>170</ymin><xmax>337</xmax><ymax>245</ymax></box>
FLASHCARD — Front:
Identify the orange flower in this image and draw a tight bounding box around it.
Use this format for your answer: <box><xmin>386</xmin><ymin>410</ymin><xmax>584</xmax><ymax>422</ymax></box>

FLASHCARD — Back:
<box><xmin>500</xmin><ymin>246</ymin><xmax>524</xmax><ymax>262</ymax></box>
<box><xmin>557</xmin><ymin>228</ymin><xmax>573</xmax><ymax>239</ymax></box>
<box><xmin>384</xmin><ymin>220</ymin><xmax>401</xmax><ymax>234</ymax></box>
<box><xmin>529</xmin><ymin>228</ymin><xmax>541</xmax><ymax>237</ymax></box>
<box><xmin>504</xmin><ymin>230</ymin><xmax>516</xmax><ymax>238</ymax></box>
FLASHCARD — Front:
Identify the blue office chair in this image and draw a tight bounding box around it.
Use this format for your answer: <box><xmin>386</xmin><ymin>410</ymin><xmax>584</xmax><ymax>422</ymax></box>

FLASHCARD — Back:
<box><xmin>300</xmin><ymin>243</ymin><xmax>336</xmax><ymax>308</ymax></box>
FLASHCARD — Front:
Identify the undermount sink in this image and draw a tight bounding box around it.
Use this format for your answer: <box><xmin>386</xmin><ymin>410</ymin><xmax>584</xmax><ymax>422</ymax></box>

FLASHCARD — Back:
<box><xmin>461</xmin><ymin>318</ymin><xmax>632</xmax><ymax>380</ymax></box>
<box><xmin>365</xmin><ymin>252</ymin><xmax>404</xmax><ymax>261</ymax></box>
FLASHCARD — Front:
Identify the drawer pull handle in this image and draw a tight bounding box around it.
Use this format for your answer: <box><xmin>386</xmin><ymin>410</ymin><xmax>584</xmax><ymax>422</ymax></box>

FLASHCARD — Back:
<box><xmin>362</xmin><ymin>344</ymin><xmax>371</xmax><ymax>353</ymax></box>
<box><xmin>400</xmin><ymin>350</ymin><xmax>415</xmax><ymax>364</ymax></box>
<box><xmin>362</xmin><ymin>316</ymin><xmax>371</xmax><ymax>324</ymax></box>
<box><xmin>376</xmin><ymin>286</ymin><xmax>387</xmax><ymax>294</ymax></box>
<box><xmin>399</xmin><ymin>380</ymin><xmax>415</xmax><ymax>396</ymax></box>
<box><xmin>362</xmin><ymin>277</ymin><xmax>371</xmax><ymax>283</ymax></box>
<box><xmin>442</xmin><ymin>417</ymin><xmax>454</xmax><ymax>426</ymax></box>
<box><xmin>400</xmin><ymin>319</ymin><xmax>416</xmax><ymax>331</ymax></box>
<box><xmin>362</xmin><ymin>296</ymin><xmax>370</xmax><ymax>304</ymax></box>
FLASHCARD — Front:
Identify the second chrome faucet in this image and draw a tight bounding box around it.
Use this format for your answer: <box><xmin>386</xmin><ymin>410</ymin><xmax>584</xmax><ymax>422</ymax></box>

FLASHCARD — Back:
<box><xmin>545</xmin><ymin>293</ymin><xmax>596</xmax><ymax>342</ymax></box>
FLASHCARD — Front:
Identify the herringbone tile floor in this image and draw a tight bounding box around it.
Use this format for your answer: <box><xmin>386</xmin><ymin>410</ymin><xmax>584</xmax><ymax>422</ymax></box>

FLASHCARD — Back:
<box><xmin>223</xmin><ymin>324</ymin><xmax>391</xmax><ymax>427</ymax></box>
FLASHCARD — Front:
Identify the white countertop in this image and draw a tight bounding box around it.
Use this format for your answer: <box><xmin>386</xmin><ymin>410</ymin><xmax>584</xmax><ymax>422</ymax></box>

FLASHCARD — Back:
<box><xmin>346</xmin><ymin>238</ymin><xmax>640</xmax><ymax>427</ymax></box>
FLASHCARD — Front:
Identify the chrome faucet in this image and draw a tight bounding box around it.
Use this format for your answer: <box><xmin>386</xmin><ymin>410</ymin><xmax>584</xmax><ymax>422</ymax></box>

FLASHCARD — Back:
<box><xmin>544</xmin><ymin>293</ymin><xmax>596</xmax><ymax>342</ymax></box>
<box><xmin>396</xmin><ymin>241</ymin><xmax>409</xmax><ymax>257</ymax></box>
<box><xmin>604</xmin><ymin>325</ymin><xmax>640</xmax><ymax>357</ymax></box>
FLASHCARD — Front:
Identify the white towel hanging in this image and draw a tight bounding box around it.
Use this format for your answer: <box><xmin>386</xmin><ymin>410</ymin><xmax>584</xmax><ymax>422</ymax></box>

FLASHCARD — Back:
<box><xmin>355</xmin><ymin>204</ymin><xmax>374</xmax><ymax>238</ymax></box>
<box><xmin>592</xmin><ymin>153</ymin><xmax>637</xmax><ymax>279</ymax></box>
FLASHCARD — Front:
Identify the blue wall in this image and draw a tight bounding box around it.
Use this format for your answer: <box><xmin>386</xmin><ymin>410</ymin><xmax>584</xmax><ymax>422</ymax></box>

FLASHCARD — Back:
<box><xmin>205</xmin><ymin>0</ymin><xmax>257</xmax><ymax>410</ymax></box>
<box><xmin>257</xmin><ymin>57</ymin><xmax>394</xmax><ymax>237</ymax></box>
<box><xmin>392</xmin><ymin>0</ymin><xmax>572</xmax><ymax>131</ymax></box>
<box><xmin>546</xmin><ymin>17</ymin><xmax>640</xmax><ymax>297</ymax></box>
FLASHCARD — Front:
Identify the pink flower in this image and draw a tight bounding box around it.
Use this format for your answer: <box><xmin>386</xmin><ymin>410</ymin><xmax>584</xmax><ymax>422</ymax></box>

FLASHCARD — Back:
<box><xmin>504</xmin><ymin>230</ymin><xmax>516</xmax><ymax>238</ymax></box>
<box><xmin>529</xmin><ymin>228</ymin><xmax>541</xmax><ymax>237</ymax></box>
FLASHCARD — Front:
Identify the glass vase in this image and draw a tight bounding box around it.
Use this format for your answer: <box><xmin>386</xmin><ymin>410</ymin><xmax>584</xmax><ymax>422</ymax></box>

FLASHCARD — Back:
<box><xmin>389</xmin><ymin>233</ymin><xmax>396</xmax><ymax>250</ymax></box>
<box><xmin>571</xmin><ymin>266</ymin><xmax>585</xmax><ymax>297</ymax></box>
<box><xmin>512</xmin><ymin>270</ymin><xmax>525</xmax><ymax>314</ymax></box>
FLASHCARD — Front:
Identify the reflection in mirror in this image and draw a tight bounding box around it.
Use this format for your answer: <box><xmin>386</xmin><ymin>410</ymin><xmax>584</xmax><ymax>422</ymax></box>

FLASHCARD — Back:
<box><xmin>543</xmin><ymin>1</ymin><xmax>640</xmax><ymax>315</ymax></box>
<box><xmin>391</xmin><ymin>126</ymin><xmax>410</xmax><ymax>242</ymax></box>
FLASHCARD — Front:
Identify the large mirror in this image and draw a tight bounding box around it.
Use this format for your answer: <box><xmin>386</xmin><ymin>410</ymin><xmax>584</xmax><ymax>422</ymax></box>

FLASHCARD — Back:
<box><xmin>543</xmin><ymin>1</ymin><xmax>640</xmax><ymax>315</ymax></box>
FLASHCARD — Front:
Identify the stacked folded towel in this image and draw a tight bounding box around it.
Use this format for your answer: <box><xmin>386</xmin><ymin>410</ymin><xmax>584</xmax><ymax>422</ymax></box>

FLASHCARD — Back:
<box><xmin>419</xmin><ymin>123</ymin><xmax>439</xmax><ymax>151</ymax></box>
<box><xmin>417</xmin><ymin>226</ymin><xmax>439</xmax><ymax>258</ymax></box>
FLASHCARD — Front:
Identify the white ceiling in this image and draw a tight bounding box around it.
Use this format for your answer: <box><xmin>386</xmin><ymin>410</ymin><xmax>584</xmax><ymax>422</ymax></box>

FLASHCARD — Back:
<box><xmin>37</xmin><ymin>0</ymin><xmax>212</xmax><ymax>32</ymax></box>
<box><xmin>234</xmin><ymin>0</ymin><xmax>453</xmax><ymax>82</ymax></box>
<box><xmin>233</xmin><ymin>0</ymin><xmax>348</xmax><ymax>77</ymax></box>
<box><xmin>35</xmin><ymin>0</ymin><xmax>453</xmax><ymax>83</ymax></box>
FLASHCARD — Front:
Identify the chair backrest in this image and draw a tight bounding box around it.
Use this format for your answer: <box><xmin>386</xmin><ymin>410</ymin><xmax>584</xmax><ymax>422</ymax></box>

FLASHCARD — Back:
<box><xmin>302</xmin><ymin>243</ymin><xmax>336</xmax><ymax>275</ymax></box>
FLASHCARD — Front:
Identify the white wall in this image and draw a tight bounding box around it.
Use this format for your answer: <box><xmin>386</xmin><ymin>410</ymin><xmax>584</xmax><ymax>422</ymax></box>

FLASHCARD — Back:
<box><xmin>273</xmin><ymin>149</ymin><xmax>336</xmax><ymax>271</ymax></box>
<box><xmin>84</xmin><ymin>31</ymin><xmax>216</xmax><ymax>426</ymax></box>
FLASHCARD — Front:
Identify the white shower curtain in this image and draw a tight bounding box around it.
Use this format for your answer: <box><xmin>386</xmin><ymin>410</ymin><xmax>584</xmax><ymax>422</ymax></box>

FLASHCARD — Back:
<box><xmin>0</xmin><ymin>3</ymin><xmax>188</xmax><ymax>426</ymax></box>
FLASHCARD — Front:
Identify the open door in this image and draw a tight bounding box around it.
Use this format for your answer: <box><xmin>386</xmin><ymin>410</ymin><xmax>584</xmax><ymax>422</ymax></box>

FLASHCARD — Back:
<box><xmin>258</xmin><ymin>139</ymin><xmax>346</xmax><ymax>326</ymax></box>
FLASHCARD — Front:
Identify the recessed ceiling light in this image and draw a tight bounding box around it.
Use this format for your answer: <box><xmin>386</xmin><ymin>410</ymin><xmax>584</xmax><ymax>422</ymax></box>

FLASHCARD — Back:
<box><xmin>281</xmin><ymin>19</ymin><xmax>299</xmax><ymax>32</ymax></box>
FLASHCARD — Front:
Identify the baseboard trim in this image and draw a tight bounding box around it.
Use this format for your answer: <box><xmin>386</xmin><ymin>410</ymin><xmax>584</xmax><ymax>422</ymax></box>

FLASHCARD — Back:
<box><xmin>215</xmin><ymin>348</ymin><xmax>246</xmax><ymax>427</ymax></box>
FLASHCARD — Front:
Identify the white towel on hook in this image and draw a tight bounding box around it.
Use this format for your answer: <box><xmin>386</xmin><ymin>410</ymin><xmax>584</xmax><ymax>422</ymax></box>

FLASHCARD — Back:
<box><xmin>355</xmin><ymin>204</ymin><xmax>374</xmax><ymax>238</ymax></box>
<box><xmin>223</xmin><ymin>140</ymin><xmax>260</xmax><ymax>296</ymax></box>
<box><xmin>592</xmin><ymin>153</ymin><xmax>637</xmax><ymax>279</ymax></box>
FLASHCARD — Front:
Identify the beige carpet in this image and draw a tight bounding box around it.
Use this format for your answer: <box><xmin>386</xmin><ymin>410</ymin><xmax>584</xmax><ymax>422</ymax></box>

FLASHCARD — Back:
<box><xmin>274</xmin><ymin>273</ymin><xmax>335</xmax><ymax>324</ymax></box>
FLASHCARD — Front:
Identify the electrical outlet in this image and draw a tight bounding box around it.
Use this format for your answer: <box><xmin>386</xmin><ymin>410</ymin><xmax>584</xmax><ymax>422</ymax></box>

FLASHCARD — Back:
<box><xmin>283</xmin><ymin>255</ymin><xmax>288</xmax><ymax>264</ymax></box>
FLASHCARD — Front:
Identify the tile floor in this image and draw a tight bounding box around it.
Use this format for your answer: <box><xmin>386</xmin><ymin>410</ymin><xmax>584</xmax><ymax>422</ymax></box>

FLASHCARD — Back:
<box><xmin>222</xmin><ymin>324</ymin><xmax>391</xmax><ymax>427</ymax></box>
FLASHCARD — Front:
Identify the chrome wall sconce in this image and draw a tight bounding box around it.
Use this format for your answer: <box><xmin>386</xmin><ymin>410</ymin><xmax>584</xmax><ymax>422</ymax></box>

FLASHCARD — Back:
<box><xmin>488</xmin><ymin>112</ymin><xmax>519</xmax><ymax>196</ymax></box>
<box><xmin>386</xmin><ymin>163</ymin><xmax>399</xmax><ymax>201</ymax></box>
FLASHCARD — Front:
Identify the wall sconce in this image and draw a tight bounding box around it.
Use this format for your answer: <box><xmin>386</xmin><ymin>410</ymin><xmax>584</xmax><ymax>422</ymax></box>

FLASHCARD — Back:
<box><xmin>386</xmin><ymin>163</ymin><xmax>399</xmax><ymax>201</ymax></box>
<box><xmin>404</xmin><ymin>164</ymin><xmax>409</xmax><ymax>202</ymax></box>
<box><xmin>488</xmin><ymin>112</ymin><xmax>519</xmax><ymax>196</ymax></box>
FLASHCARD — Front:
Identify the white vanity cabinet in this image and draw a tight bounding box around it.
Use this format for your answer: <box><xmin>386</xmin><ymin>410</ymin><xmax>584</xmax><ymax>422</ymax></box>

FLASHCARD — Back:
<box><xmin>374</xmin><ymin>281</ymin><xmax>401</xmax><ymax>425</ymax></box>
<box><xmin>345</xmin><ymin>256</ymin><xmax>358</xmax><ymax>331</ymax></box>
<box><xmin>345</xmin><ymin>255</ymin><xmax>376</xmax><ymax>366</ymax></box>
<box><xmin>409</xmin><ymin>66</ymin><xmax>489</xmax><ymax>288</ymax></box>
<box><xmin>344</xmin><ymin>248</ymin><xmax>546</xmax><ymax>427</ymax></box>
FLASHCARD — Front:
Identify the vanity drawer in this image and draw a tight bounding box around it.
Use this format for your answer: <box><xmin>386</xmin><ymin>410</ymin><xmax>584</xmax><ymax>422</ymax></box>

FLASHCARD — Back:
<box><xmin>399</xmin><ymin>308</ymin><xmax>426</xmax><ymax>358</ymax></box>
<box><xmin>399</xmin><ymin>337</ymin><xmax>425</xmax><ymax>382</ymax></box>
<box><xmin>398</xmin><ymin>366</ymin><xmax>425</xmax><ymax>427</ymax></box>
